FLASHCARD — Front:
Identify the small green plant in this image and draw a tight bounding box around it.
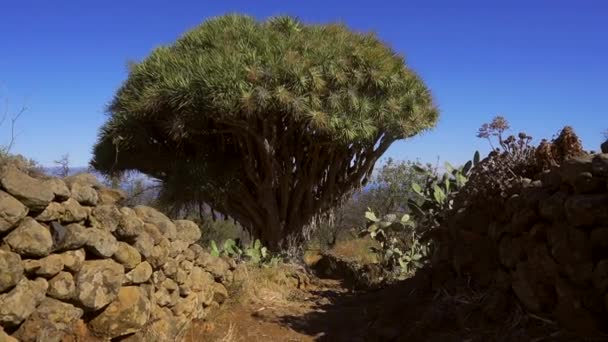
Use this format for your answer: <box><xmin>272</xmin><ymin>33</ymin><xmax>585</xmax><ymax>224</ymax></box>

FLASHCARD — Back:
<box><xmin>408</xmin><ymin>152</ymin><xmax>479</xmax><ymax>231</ymax></box>
<box><xmin>361</xmin><ymin>210</ymin><xmax>429</xmax><ymax>279</ymax></box>
<box><xmin>210</xmin><ymin>238</ymin><xmax>280</xmax><ymax>267</ymax></box>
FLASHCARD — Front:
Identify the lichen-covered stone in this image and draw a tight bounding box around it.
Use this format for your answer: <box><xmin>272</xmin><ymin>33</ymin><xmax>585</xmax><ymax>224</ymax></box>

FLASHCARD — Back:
<box><xmin>23</xmin><ymin>254</ymin><xmax>64</xmax><ymax>277</ymax></box>
<box><xmin>0</xmin><ymin>278</ymin><xmax>48</xmax><ymax>326</ymax></box>
<box><xmin>85</xmin><ymin>227</ymin><xmax>118</xmax><ymax>258</ymax></box>
<box><xmin>90</xmin><ymin>204</ymin><xmax>121</xmax><ymax>232</ymax></box>
<box><xmin>75</xmin><ymin>259</ymin><xmax>124</xmax><ymax>310</ymax></box>
<box><xmin>134</xmin><ymin>206</ymin><xmax>177</xmax><ymax>240</ymax></box>
<box><xmin>0</xmin><ymin>190</ymin><xmax>28</xmax><ymax>233</ymax></box>
<box><xmin>4</xmin><ymin>217</ymin><xmax>53</xmax><ymax>257</ymax></box>
<box><xmin>59</xmin><ymin>248</ymin><xmax>86</xmax><ymax>272</ymax></box>
<box><xmin>51</xmin><ymin>222</ymin><xmax>88</xmax><ymax>251</ymax></box>
<box><xmin>174</xmin><ymin>220</ymin><xmax>201</xmax><ymax>245</ymax></box>
<box><xmin>0</xmin><ymin>249</ymin><xmax>23</xmax><ymax>292</ymax></box>
<box><xmin>113</xmin><ymin>241</ymin><xmax>142</xmax><ymax>269</ymax></box>
<box><xmin>125</xmin><ymin>261</ymin><xmax>152</xmax><ymax>284</ymax></box>
<box><xmin>89</xmin><ymin>286</ymin><xmax>151</xmax><ymax>339</ymax></box>
<box><xmin>0</xmin><ymin>165</ymin><xmax>54</xmax><ymax>210</ymax></box>
<box><xmin>70</xmin><ymin>182</ymin><xmax>98</xmax><ymax>206</ymax></box>
<box><xmin>117</xmin><ymin>207</ymin><xmax>145</xmax><ymax>238</ymax></box>
<box><xmin>47</xmin><ymin>271</ymin><xmax>77</xmax><ymax>300</ymax></box>
<box><xmin>61</xmin><ymin>198</ymin><xmax>89</xmax><ymax>223</ymax></box>
<box><xmin>12</xmin><ymin>297</ymin><xmax>83</xmax><ymax>342</ymax></box>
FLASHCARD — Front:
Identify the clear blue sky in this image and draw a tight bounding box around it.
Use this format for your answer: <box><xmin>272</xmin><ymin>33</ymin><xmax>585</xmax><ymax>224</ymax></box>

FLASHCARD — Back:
<box><xmin>1</xmin><ymin>0</ymin><xmax>606</xmax><ymax>167</ymax></box>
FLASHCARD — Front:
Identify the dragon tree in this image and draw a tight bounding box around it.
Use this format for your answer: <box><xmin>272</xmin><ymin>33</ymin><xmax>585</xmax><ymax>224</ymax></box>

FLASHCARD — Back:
<box><xmin>91</xmin><ymin>15</ymin><xmax>438</xmax><ymax>250</ymax></box>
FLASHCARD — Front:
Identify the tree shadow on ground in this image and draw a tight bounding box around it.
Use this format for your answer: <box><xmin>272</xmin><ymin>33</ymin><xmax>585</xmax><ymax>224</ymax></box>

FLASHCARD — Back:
<box><xmin>264</xmin><ymin>269</ymin><xmax>581</xmax><ymax>342</ymax></box>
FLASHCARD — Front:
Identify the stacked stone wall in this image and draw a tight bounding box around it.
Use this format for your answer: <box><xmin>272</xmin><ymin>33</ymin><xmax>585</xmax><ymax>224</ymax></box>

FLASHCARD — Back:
<box><xmin>0</xmin><ymin>164</ymin><xmax>233</xmax><ymax>341</ymax></box>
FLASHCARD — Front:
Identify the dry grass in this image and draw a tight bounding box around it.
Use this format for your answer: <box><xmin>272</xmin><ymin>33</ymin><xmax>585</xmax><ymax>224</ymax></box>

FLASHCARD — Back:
<box><xmin>227</xmin><ymin>262</ymin><xmax>310</xmax><ymax>309</ymax></box>
<box><xmin>327</xmin><ymin>237</ymin><xmax>379</xmax><ymax>264</ymax></box>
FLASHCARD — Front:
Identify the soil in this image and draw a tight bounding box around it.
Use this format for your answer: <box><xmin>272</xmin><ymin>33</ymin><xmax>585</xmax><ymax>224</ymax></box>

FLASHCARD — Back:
<box><xmin>188</xmin><ymin>268</ymin><xmax>585</xmax><ymax>342</ymax></box>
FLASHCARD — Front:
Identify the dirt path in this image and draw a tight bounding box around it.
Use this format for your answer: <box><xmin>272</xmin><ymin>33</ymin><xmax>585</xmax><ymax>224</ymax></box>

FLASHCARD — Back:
<box><xmin>189</xmin><ymin>269</ymin><xmax>578</xmax><ymax>342</ymax></box>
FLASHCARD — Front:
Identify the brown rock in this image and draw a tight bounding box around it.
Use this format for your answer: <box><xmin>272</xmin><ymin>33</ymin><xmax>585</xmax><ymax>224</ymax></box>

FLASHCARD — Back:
<box><xmin>212</xmin><ymin>282</ymin><xmax>228</xmax><ymax>304</ymax></box>
<box><xmin>125</xmin><ymin>261</ymin><xmax>152</xmax><ymax>284</ymax></box>
<box><xmin>47</xmin><ymin>271</ymin><xmax>77</xmax><ymax>300</ymax></box>
<box><xmin>560</xmin><ymin>155</ymin><xmax>594</xmax><ymax>185</ymax></box>
<box><xmin>75</xmin><ymin>259</ymin><xmax>124</xmax><ymax>310</ymax></box>
<box><xmin>169</xmin><ymin>239</ymin><xmax>190</xmax><ymax>258</ymax></box>
<box><xmin>174</xmin><ymin>220</ymin><xmax>201</xmax><ymax>244</ymax></box>
<box><xmin>89</xmin><ymin>286</ymin><xmax>151</xmax><ymax>339</ymax></box>
<box><xmin>113</xmin><ymin>241</ymin><xmax>142</xmax><ymax>269</ymax></box>
<box><xmin>565</xmin><ymin>194</ymin><xmax>608</xmax><ymax>227</ymax></box>
<box><xmin>0</xmin><ymin>327</ymin><xmax>18</xmax><ymax>342</ymax></box>
<box><xmin>85</xmin><ymin>228</ymin><xmax>118</xmax><ymax>258</ymax></box>
<box><xmin>117</xmin><ymin>207</ymin><xmax>145</xmax><ymax>238</ymax></box>
<box><xmin>539</xmin><ymin>192</ymin><xmax>567</xmax><ymax>222</ymax></box>
<box><xmin>23</xmin><ymin>254</ymin><xmax>64</xmax><ymax>277</ymax></box>
<box><xmin>134</xmin><ymin>206</ymin><xmax>177</xmax><ymax>240</ymax></box>
<box><xmin>51</xmin><ymin>222</ymin><xmax>88</xmax><ymax>251</ymax></box>
<box><xmin>147</xmin><ymin>242</ymin><xmax>170</xmax><ymax>268</ymax></box>
<box><xmin>0</xmin><ymin>249</ymin><xmax>23</xmax><ymax>292</ymax></box>
<box><xmin>0</xmin><ymin>165</ymin><xmax>54</xmax><ymax>210</ymax></box>
<box><xmin>590</xmin><ymin>227</ymin><xmax>608</xmax><ymax>250</ymax></box>
<box><xmin>59</xmin><ymin>249</ymin><xmax>86</xmax><ymax>272</ymax></box>
<box><xmin>194</xmin><ymin>251</ymin><xmax>231</xmax><ymax>281</ymax></box>
<box><xmin>35</xmin><ymin>202</ymin><xmax>65</xmax><ymax>222</ymax></box>
<box><xmin>64</xmin><ymin>173</ymin><xmax>101</xmax><ymax>188</ymax></box>
<box><xmin>0</xmin><ymin>190</ymin><xmax>28</xmax><ymax>233</ymax></box>
<box><xmin>70</xmin><ymin>182</ymin><xmax>98</xmax><ymax>206</ymax></box>
<box><xmin>90</xmin><ymin>204</ymin><xmax>121</xmax><ymax>232</ymax></box>
<box><xmin>4</xmin><ymin>217</ymin><xmax>53</xmax><ymax>257</ymax></box>
<box><xmin>96</xmin><ymin>187</ymin><xmax>126</xmax><ymax>205</ymax></box>
<box><xmin>61</xmin><ymin>198</ymin><xmax>88</xmax><ymax>223</ymax></box>
<box><xmin>591</xmin><ymin>153</ymin><xmax>608</xmax><ymax>177</ymax></box>
<box><xmin>573</xmin><ymin>172</ymin><xmax>604</xmax><ymax>194</ymax></box>
<box><xmin>0</xmin><ymin>278</ymin><xmax>48</xmax><ymax>326</ymax></box>
<box><xmin>46</xmin><ymin>178</ymin><xmax>70</xmax><ymax>200</ymax></box>
<box><xmin>12</xmin><ymin>297</ymin><xmax>83</xmax><ymax>342</ymax></box>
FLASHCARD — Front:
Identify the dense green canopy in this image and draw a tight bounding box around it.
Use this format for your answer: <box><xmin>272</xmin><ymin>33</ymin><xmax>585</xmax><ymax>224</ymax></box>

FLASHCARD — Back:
<box><xmin>92</xmin><ymin>15</ymin><xmax>438</xmax><ymax>249</ymax></box>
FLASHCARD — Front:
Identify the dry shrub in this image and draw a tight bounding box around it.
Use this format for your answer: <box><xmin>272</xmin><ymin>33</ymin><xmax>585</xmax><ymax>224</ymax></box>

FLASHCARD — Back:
<box><xmin>228</xmin><ymin>263</ymin><xmax>310</xmax><ymax>308</ymax></box>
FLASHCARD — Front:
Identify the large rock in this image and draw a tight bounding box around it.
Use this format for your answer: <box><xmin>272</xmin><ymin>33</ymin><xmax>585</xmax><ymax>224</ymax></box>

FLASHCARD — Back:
<box><xmin>35</xmin><ymin>202</ymin><xmax>65</xmax><ymax>222</ymax></box>
<box><xmin>89</xmin><ymin>286</ymin><xmax>151</xmax><ymax>339</ymax></box>
<box><xmin>47</xmin><ymin>271</ymin><xmax>77</xmax><ymax>300</ymax></box>
<box><xmin>46</xmin><ymin>178</ymin><xmax>71</xmax><ymax>200</ymax></box>
<box><xmin>113</xmin><ymin>241</ymin><xmax>142</xmax><ymax>270</ymax></box>
<box><xmin>61</xmin><ymin>198</ymin><xmax>89</xmax><ymax>223</ymax></box>
<box><xmin>0</xmin><ymin>190</ymin><xmax>28</xmax><ymax>233</ymax></box>
<box><xmin>58</xmin><ymin>248</ymin><xmax>86</xmax><ymax>272</ymax></box>
<box><xmin>0</xmin><ymin>165</ymin><xmax>54</xmax><ymax>210</ymax></box>
<box><xmin>174</xmin><ymin>220</ymin><xmax>201</xmax><ymax>244</ymax></box>
<box><xmin>0</xmin><ymin>278</ymin><xmax>48</xmax><ymax>326</ymax></box>
<box><xmin>117</xmin><ymin>207</ymin><xmax>145</xmax><ymax>238</ymax></box>
<box><xmin>90</xmin><ymin>204</ymin><xmax>121</xmax><ymax>232</ymax></box>
<box><xmin>0</xmin><ymin>249</ymin><xmax>23</xmax><ymax>292</ymax></box>
<box><xmin>601</xmin><ymin>141</ymin><xmax>608</xmax><ymax>154</ymax></box>
<box><xmin>75</xmin><ymin>259</ymin><xmax>124</xmax><ymax>310</ymax></box>
<box><xmin>4</xmin><ymin>217</ymin><xmax>53</xmax><ymax>257</ymax></box>
<box><xmin>134</xmin><ymin>206</ymin><xmax>177</xmax><ymax>240</ymax></box>
<box><xmin>23</xmin><ymin>254</ymin><xmax>64</xmax><ymax>277</ymax></box>
<box><xmin>593</xmin><ymin>260</ymin><xmax>608</xmax><ymax>293</ymax></box>
<box><xmin>591</xmin><ymin>153</ymin><xmax>608</xmax><ymax>177</ymax></box>
<box><xmin>125</xmin><ymin>261</ymin><xmax>153</xmax><ymax>284</ymax></box>
<box><xmin>539</xmin><ymin>192</ymin><xmax>567</xmax><ymax>222</ymax></box>
<box><xmin>85</xmin><ymin>228</ymin><xmax>118</xmax><ymax>258</ymax></box>
<box><xmin>64</xmin><ymin>173</ymin><xmax>100</xmax><ymax>187</ymax></box>
<box><xmin>194</xmin><ymin>251</ymin><xmax>231</xmax><ymax>282</ymax></box>
<box><xmin>51</xmin><ymin>222</ymin><xmax>88</xmax><ymax>251</ymax></box>
<box><xmin>560</xmin><ymin>155</ymin><xmax>594</xmax><ymax>186</ymax></box>
<box><xmin>12</xmin><ymin>297</ymin><xmax>83</xmax><ymax>342</ymax></box>
<box><xmin>70</xmin><ymin>182</ymin><xmax>98</xmax><ymax>206</ymax></box>
<box><xmin>565</xmin><ymin>195</ymin><xmax>608</xmax><ymax>227</ymax></box>
<box><xmin>97</xmin><ymin>187</ymin><xmax>126</xmax><ymax>205</ymax></box>
<box><xmin>133</xmin><ymin>232</ymin><xmax>154</xmax><ymax>259</ymax></box>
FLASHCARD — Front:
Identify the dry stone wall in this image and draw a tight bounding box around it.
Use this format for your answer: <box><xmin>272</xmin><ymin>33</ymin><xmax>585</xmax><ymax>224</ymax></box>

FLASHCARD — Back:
<box><xmin>438</xmin><ymin>153</ymin><xmax>608</xmax><ymax>336</ymax></box>
<box><xmin>0</xmin><ymin>164</ymin><xmax>233</xmax><ymax>341</ymax></box>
